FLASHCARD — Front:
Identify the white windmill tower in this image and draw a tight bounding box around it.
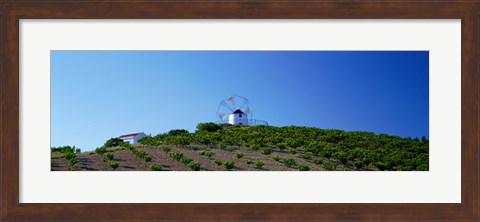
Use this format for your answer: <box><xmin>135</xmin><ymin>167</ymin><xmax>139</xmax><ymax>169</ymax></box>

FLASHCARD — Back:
<box><xmin>216</xmin><ymin>95</ymin><xmax>252</xmax><ymax>125</ymax></box>
<box><xmin>216</xmin><ymin>95</ymin><xmax>269</xmax><ymax>126</ymax></box>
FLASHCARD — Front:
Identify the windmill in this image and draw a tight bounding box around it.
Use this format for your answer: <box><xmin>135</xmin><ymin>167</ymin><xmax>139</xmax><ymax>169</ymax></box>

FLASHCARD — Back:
<box><xmin>216</xmin><ymin>95</ymin><xmax>268</xmax><ymax>126</ymax></box>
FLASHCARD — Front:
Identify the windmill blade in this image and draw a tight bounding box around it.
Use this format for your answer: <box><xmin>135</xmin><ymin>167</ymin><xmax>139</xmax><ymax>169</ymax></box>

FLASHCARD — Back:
<box><xmin>219</xmin><ymin>113</ymin><xmax>227</xmax><ymax>121</ymax></box>
<box><xmin>219</xmin><ymin>100</ymin><xmax>234</xmax><ymax>112</ymax></box>
<box><xmin>228</xmin><ymin>96</ymin><xmax>235</xmax><ymax>105</ymax></box>
<box><xmin>231</xmin><ymin>94</ymin><xmax>249</xmax><ymax>110</ymax></box>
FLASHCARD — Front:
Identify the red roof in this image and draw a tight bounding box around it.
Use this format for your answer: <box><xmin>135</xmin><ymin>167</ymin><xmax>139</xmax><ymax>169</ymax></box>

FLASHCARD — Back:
<box><xmin>118</xmin><ymin>132</ymin><xmax>142</xmax><ymax>138</ymax></box>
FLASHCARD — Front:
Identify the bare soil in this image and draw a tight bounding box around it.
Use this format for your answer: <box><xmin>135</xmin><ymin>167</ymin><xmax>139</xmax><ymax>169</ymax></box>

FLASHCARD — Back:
<box><xmin>51</xmin><ymin>143</ymin><xmax>346</xmax><ymax>171</ymax></box>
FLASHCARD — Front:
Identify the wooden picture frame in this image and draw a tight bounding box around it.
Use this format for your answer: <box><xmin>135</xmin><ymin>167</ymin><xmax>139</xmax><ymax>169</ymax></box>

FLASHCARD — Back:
<box><xmin>1</xmin><ymin>1</ymin><xmax>478</xmax><ymax>221</ymax></box>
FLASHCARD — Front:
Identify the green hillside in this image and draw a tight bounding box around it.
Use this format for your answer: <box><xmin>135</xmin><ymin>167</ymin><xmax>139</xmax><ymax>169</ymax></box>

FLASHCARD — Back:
<box><xmin>51</xmin><ymin>123</ymin><xmax>428</xmax><ymax>171</ymax></box>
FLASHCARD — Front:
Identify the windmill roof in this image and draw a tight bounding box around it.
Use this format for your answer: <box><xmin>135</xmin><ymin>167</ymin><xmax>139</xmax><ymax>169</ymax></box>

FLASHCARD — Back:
<box><xmin>233</xmin><ymin>109</ymin><xmax>245</xmax><ymax>114</ymax></box>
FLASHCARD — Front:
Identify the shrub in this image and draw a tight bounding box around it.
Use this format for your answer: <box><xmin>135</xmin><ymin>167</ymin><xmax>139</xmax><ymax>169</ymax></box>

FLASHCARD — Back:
<box><xmin>255</xmin><ymin>160</ymin><xmax>265</xmax><ymax>169</ymax></box>
<box><xmin>288</xmin><ymin>149</ymin><xmax>297</xmax><ymax>155</ymax></box>
<box><xmin>218</xmin><ymin>142</ymin><xmax>227</xmax><ymax>150</ymax></box>
<box><xmin>64</xmin><ymin>152</ymin><xmax>76</xmax><ymax>160</ymax></box>
<box><xmin>108</xmin><ymin>161</ymin><xmax>119</xmax><ymax>170</ymax></box>
<box><xmin>162</xmin><ymin>147</ymin><xmax>171</xmax><ymax>153</ymax></box>
<box><xmin>224</xmin><ymin>161</ymin><xmax>235</xmax><ymax>170</ymax></box>
<box><xmin>400</xmin><ymin>165</ymin><xmax>414</xmax><ymax>171</ymax></box>
<box><xmin>300</xmin><ymin>153</ymin><xmax>312</xmax><ymax>160</ymax></box>
<box><xmin>168</xmin><ymin>152</ymin><xmax>184</xmax><ymax>161</ymax></box>
<box><xmin>273</xmin><ymin>156</ymin><xmax>280</xmax><ymax>161</ymax></box>
<box><xmin>68</xmin><ymin>158</ymin><xmax>77</xmax><ymax>166</ymax></box>
<box><xmin>143</xmin><ymin>156</ymin><xmax>152</xmax><ymax>162</ymax></box>
<box><xmin>245</xmin><ymin>159</ymin><xmax>253</xmax><ymax>165</ymax></box>
<box><xmin>95</xmin><ymin>146</ymin><xmax>107</xmax><ymax>155</ymax></box>
<box><xmin>313</xmin><ymin>158</ymin><xmax>323</xmax><ymax>165</ymax></box>
<box><xmin>260</xmin><ymin>147</ymin><xmax>272</xmax><ymax>155</ymax></box>
<box><xmin>322</xmin><ymin>161</ymin><xmax>337</xmax><ymax>171</ymax></box>
<box><xmin>104</xmin><ymin>138</ymin><xmax>123</xmax><ymax>147</ymax></box>
<box><xmin>196</xmin><ymin>122</ymin><xmax>222</xmax><ymax>132</ymax></box>
<box><xmin>199</xmin><ymin>150</ymin><xmax>207</xmax><ymax>155</ymax></box>
<box><xmin>213</xmin><ymin>159</ymin><xmax>223</xmax><ymax>166</ymax></box>
<box><xmin>187</xmin><ymin>162</ymin><xmax>201</xmax><ymax>171</ymax></box>
<box><xmin>276</xmin><ymin>143</ymin><xmax>287</xmax><ymax>150</ymax></box>
<box><xmin>251</xmin><ymin>144</ymin><xmax>260</xmax><ymax>151</ymax></box>
<box><xmin>283</xmin><ymin>158</ymin><xmax>296</xmax><ymax>168</ymax></box>
<box><xmin>168</xmin><ymin>129</ymin><xmax>190</xmax><ymax>136</ymax></box>
<box><xmin>374</xmin><ymin>162</ymin><xmax>388</xmax><ymax>171</ymax></box>
<box><xmin>205</xmin><ymin>151</ymin><xmax>215</xmax><ymax>158</ymax></box>
<box><xmin>227</xmin><ymin>147</ymin><xmax>235</xmax><ymax>152</ymax></box>
<box><xmin>105</xmin><ymin>153</ymin><xmax>114</xmax><ymax>160</ymax></box>
<box><xmin>70</xmin><ymin>164</ymin><xmax>79</xmax><ymax>171</ymax></box>
<box><xmin>416</xmin><ymin>163</ymin><xmax>429</xmax><ymax>171</ymax></box>
<box><xmin>353</xmin><ymin>160</ymin><xmax>364</xmax><ymax>169</ymax></box>
<box><xmin>298</xmin><ymin>164</ymin><xmax>310</xmax><ymax>171</ymax></box>
<box><xmin>235</xmin><ymin>152</ymin><xmax>244</xmax><ymax>159</ymax></box>
<box><xmin>180</xmin><ymin>157</ymin><xmax>193</xmax><ymax>165</ymax></box>
<box><xmin>191</xmin><ymin>146</ymin><xmax>200</xmax><ymax>151</ymax></box>
<box><xmin>150</xmin><ymin>164</ymin><xmax>163</xmax><ymax>171</ymax></box>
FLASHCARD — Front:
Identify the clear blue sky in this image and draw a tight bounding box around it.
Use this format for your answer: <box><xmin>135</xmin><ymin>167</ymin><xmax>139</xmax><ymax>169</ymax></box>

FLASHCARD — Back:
<box><xmin>51</xmin><ymin>51</ymin><xmax>429</xmax><ymax>151</ymax></box>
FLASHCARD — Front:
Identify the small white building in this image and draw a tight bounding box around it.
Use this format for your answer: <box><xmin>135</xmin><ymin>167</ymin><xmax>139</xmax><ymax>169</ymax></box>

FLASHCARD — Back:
<box><xmin>229</xmin><ymin>109</ymin><xmax>248</xmax><ymax>125</ymax></box>
<box><xmin>118</xmin><ymin>132</ymin><xmax>147</xmax><ymax>144</ymax></box>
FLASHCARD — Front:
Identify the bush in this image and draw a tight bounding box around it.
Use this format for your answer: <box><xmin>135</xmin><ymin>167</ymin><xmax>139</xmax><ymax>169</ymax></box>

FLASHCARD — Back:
<box><xmin>218</xmin><ymin>143</ymin><xmax>227</xmax><ymax>150</ymax></box>
<box><xmin>95</xmin><ymin>146</ymin><xmax>107</xmax><ymax>155</ymax></box>
<box><xmin>353</xmin><ymin>160</ymin><xmax>364</xmax><ymax>169</ymax></box>
<box><xmin>199</xmin><ymin>150</ymin><xmax>206</xmax><ymax>155</ymax></box>
<box><xmin>162</xmin><ymin>147</ymin><xmax>171</xmax><ymax>153</ymax></box>
<box><xmin>416</xmin><ymin>163</ymin><xmax>428</xmax><ymax>171</ymax></box>
<box><xmin>255</xmin><ymin>160</ymin><xmax>265</xmax><ymax>169</ymax></box>
<box><xmin>205</xmin><ymin>151</ymin><xmax>215</xmax><ymax>158</ymax></box>
<box><xmin>68</xmin><ymin>158</ymin><xmax>77</xmax><ymax>166</ymax></box>
<box><xmin>143</xmin><ymin>156</ymin><xmax>152</xmax><ymax>162</ymax></box>
<box><xmin>104</xmin><ymin>138</ymin><xmax>123</xmax><ymax>147</ymax></box>
<box><xmin>108</xmin><ymin>161</ymin><xmax>119</xmax><ymax>170</ymax></box>
<box><xmin>187</xmin><ymin>162</ymin><xmax>201</xmax><ymax>171</ymax></box>
<box><xmin>213</xmin><ymin>159</ymin><xmax>223</xmax><ymax>166</ymax></box>
<box><xmin>283</xmin><ymin>158</ymin><xmax>296</xmax><ymax>168</ymax></box>
<box><xmin>251</xmin><ymin>144</ymin><xmax>260</xmax><ymax>151</ymax></box>
<box><xmin>168</xmin><ymin>129</ymin><xmax>190</xmax><ymax>136</ymax></box>
<box><xmin>313</xmin><ymin>158</ymin><xmax>323</xmax><ymax>165</ymax></box>
<box><xmin>374</xmin><ymin>162</ymin><xmax>388</xmax><ymax>171</ymax></box>
<box><xmin>400</xmin><ymin>165</ymin><xmax>414</xmax><ymax>171</ymax></box>
<box><xmin>288</xmin><ymin>149</ymin><xmax>297</xmax><ymax>155</ymax></box>
<box><xmin>322</xmin><ymin>162</ymin><xmax>337</xmax><ymax>171</ymax></box>
<box><xmin>105</xmin><ymin>153</ymin><xmax>114</xmax><ymax>160</ymax></box>
<box><xmin>298</xmin><ymin>164</ymin><xmax>310</xmax><ymax>171</ymax></box>
<box><xmin>260</xmin><ymin>147</ymin><xmax>272</xmax><ymax>155</ymax></box>
<box><xmin>150</xmin><ymin>164</ymin><xmax>163</xmax><ymax>171</ymax></box>
<box><xmin>300</xmin><ymin>153</ymin><xmax>312</xmax><ymax>160</ymax></box>
<box><xmin>224</xmin><ymin>161</ymin><xmax>235</xmax><ymax>170</ymax></box>
<box><xmin>276</xmin><ymin>143</ymin><xmax>287</xmax><ymax>150</ymax></box>
<box><xmin>180</xmin><ymin>157</ymin><xmax>193</xmax><ymax>165</ymax></box>
<box><xmin>168</xmin><ymin>152</ymin><xmax>184</xmax><ymax>161</ymax></box>
<box><xmin>191</xmin><ymin>146</ymin><xmax>200</xmax><ymax>151</ymax></box>
<box><xmin>196</xmin><ymin>122</ymin><xmax>222</xmax><ymax>132</ymax></box>
<box><xmin>64</xmin><ymin>152</ymin><xmax>76</xmax><ymax>160</ymax></box>
<box><xmin>245</xmin><ymin>159</ymin><xmax>253</xmax><ymax>165</ymax></box>
<box><xmin>273</xmin><ymin>156</ymin><xmax>280</xmax><ymax>161</ymax></box>
<box><xmin>235</xmin><ymin>152</ymin><xmax>244</xmax><ymax>159</ymax></box>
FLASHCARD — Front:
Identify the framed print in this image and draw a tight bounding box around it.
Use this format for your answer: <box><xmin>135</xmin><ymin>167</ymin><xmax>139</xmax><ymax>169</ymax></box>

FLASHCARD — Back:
<box><xmin>1</xmin><ymin>1</ymin><xmax>478</xmax><ymax>221</ymax></box>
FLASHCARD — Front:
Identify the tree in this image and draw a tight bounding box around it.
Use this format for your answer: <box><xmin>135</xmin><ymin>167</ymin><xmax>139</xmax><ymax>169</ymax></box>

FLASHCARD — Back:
<box><xmin>196</xmin><ymin>122</ymin><xmax>222</xmax><ymax>132</ymax></box>
<box><xmin>104</xmin><ymin>138</ymin><xmax>123</xmax><ymax>147</ymax></box>
<box><xmin>167</xmin><ymin>129</ymin><xmax>190</xmax><ymax>136</ymax></box>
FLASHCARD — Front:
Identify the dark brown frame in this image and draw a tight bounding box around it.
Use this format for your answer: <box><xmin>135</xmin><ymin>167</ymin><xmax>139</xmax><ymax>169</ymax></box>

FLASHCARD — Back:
<box><xmin>1</xmin><ymin>0</ymin><xmax>478</xmax><ymax>221</ymax></box>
